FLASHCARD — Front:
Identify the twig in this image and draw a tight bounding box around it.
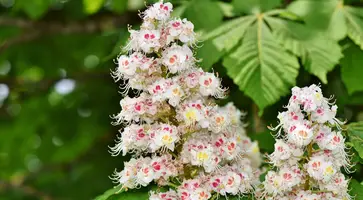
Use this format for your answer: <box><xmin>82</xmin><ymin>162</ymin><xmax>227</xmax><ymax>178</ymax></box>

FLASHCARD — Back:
<box><xmin>0</xmin><ymin>180</ymin><xmax>54</xmax><ymax>200</ymax></box>
<box><xmin>0</xmin><ymin>12</ymin><xmax>138</xmax><ymax>53</ymax></box>
<box><xmin>252</xmin><ymin>103</ymin><xmax>264</xmax><ymax>133</ymax></box>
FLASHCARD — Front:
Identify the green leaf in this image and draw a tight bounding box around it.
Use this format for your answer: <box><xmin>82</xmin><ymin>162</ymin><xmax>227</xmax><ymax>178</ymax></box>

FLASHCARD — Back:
<box><xmin>110</xmin><ymin>0</ymin><xmax>128</xmax><ymax>14</ymax></box>
<box><xmin>223</xmin><ymin>18</ymin><xmax>299</xmax><ymax>113</ymax></box>
<box><xmin>347</xmin><ymin>122</ymin><xmax>363</xmax><ymax>159</ymax></box>
<box><xmin>211</xmin><ymin>16</ymin><xmax>255</xmax><ymax>53</ymax></box>
<box><xmin>14</xmin><ymin>0</ymin><xmax>51</xmax><ymax>19</ymax></box>
<box><xmin>218</xmin><ymin>2</ymin><xmax>237</xmax><ymax>18</ymax></box>
<box><xmin>183</xmin><ymin>0</ymin><xmax>223</xmax><ymax>31</ymax></box>
<box><xmin>250</xmin><ymin>131</ymin><xmax>275</xmax><ymax>153</ymax></box>
<box><xmin>287</xmin><ymin>0</ymin><xmax>347</xmax><ymax>41</ymax></box>
<box><xmin>232</xmin><ymin>0</ymin><xmax>282</xmax><ymax>14</ymax></box>
<box><xmin>349</xmin><ymin>179</ymin><xmax>363</xmax><ymax>199</ymax></box>
<box><xmin>94</xmin><ymin>185</ymin><xmax>124</xmax><ymax>200</ymax></box>
<box><xmin>340</xmin><ymin>42</ymin><xmax>363</xmax><ymax>95</ymax></box>
<box><xmin>83</xmin><ymin>0</ymin><xmax>105</xmax><ymax>14</ymax></box>
<box><xmin>330</xmin><ymin>4</ymin><xmax>347</xmax><ymax>41</ymax></box>
<box><xmin>344</xmin><ymin>6</ymin><xmax>363</xmax><ymax>50</ymax></box>
<box><xmin>265</xmin><ymin>17</ymin><xmax>342</xmax><ymax>83</ymax></box>
<box><xmin>196</xmin><ymin>40</ymin><xmax>223</xmax><ymax>71</ymax></box>
<box><xmin>95</xmin><ymin>186</ymin><xmax>153</xmax><ymax>200</ymax></box>
<box><xmin>201</xmin><ymin>16</ymin><xmax>255</xmax><ymax>41</ymax></box>
<box><xmin>171</xmin><ymin>3</ymin><xmax>187</xmax><ymax>17</ymax></box>
<box><xmin>199</xmin><ymin>16</ymin><xmax>255</xmax><ymax>70</ymax></box>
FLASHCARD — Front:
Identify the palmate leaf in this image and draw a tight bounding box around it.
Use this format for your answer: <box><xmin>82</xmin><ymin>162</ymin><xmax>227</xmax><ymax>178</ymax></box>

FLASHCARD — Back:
<box><xmin>199</xmin><ymin>4</ymin><xmax>344</xmax><ymax>112</ymax></box>
<box><xmin>265</xmin><ymin>16</ymin><xmax>343</xmax><ymax>83</ymax></box>
<box><xmin>223</xmin><ymin>17</ymin><xmax>299</xmax><ymax>113</ymax></box>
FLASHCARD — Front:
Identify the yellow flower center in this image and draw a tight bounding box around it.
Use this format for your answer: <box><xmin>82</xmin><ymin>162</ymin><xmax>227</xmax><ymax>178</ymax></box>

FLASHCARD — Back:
<box><xmin>197</xmin><ymin>152</ymin><xmax>209</xmax><ymax>161</ymax></box>
<box><xmin>185</xmin><ymin>109</ymin><xmax>197</xmax><ymax>121</ymax></box>
<box><xmin>162</xmin><ymin>134</ymin><xmax>172</xmax><ymax>144</ymax></box>
<box><xmin>324</xmin><ymin>166</ymin><xmax>334</xmax><ymax>175</ymax></box>
<box><xmin>172</xmin><ymin>88</ymin><xmax>181</xmax><ymax>96</ymax></box>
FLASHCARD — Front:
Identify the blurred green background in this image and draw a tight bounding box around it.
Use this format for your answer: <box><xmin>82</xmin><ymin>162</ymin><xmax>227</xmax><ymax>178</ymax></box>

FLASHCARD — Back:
<box><xmin>1</xmin><ymin>0</ymin><xmax>363</xmax><ymax>199</ymax></box>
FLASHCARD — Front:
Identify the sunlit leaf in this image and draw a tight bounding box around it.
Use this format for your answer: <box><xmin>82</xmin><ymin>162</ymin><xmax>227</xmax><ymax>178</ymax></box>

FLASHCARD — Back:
<box><xmin>265</xmin><ymin>17</ymin><xmax>342</xmax><ymax>83</ymax></box>
<box><xmin>83</xmin><ymin>0</ymin><xmax>105</xmax><ymax>14</ymax></box>
<box><xmin>344</xmin><ymin>6</ymin><xmax>363</xmax><ymax>50</ymax></box>
<box><xmin>223</xmin><ymin>17</ymin><xmax>299</xmax><ymax>113</ymax></box>
<box><xmin>199</xmin><ymin>16</ymin><xmax>255</xmax><ymax>70</ymax></box>
<box><xmin>287</xmin><ymin>0</ymin><xmax>347</xmax><ymax>41</ymax></box>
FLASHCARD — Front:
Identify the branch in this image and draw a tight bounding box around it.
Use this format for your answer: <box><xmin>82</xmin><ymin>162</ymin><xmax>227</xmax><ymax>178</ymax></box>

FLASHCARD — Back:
<box><xmin>0</xmin><ymin>180</ymin><xmax>54</xmax><ymax>200</ymax></box>
<box><xmin>0</xmin><ymin>12</ymin><xmax>138</xmax><ymax>53</ymax></box>
<box><xmin>252</xmin><ymin>103</ymin><xmax>265</xmax><ymax>133</ymax></box>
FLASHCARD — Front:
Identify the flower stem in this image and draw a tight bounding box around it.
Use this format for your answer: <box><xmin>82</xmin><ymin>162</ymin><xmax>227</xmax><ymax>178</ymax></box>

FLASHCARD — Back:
<box><xmin>168</xmin><ymin>182</ymin><xmax>179</xmax><ymax>189</ymax></box>
<box><xmin>210</xmin><ymin>193</ymin><xmax>218</xmax><ymax>200</ymax></box>
<box><xmin>304</xmin><ymin>142</ymin><xmax>313</xmax><ymax>190</ymax></box>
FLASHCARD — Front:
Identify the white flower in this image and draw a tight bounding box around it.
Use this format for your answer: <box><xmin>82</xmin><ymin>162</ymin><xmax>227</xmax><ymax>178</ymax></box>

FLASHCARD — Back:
<box><xmin>150</xmin><ymin>124</ymin><xmax>179</xmax><ymax>152</ymax></box>
<box><xmin>143</xmin><ymin>1</ymin><xmax>173</xmax><ymax>21</ymax></box>
<box><xmin>148</xmin><ymin>78</ymin><xmax>171</xmax><ymax>102</ymax></box>
<box><xmin>139</xmin><ymin>30</ymin><xmax>161</xmax><ymax>53</ymax></box>
<box><xmin>287</xmin><ymin>122</ymin><xmax>313</xmax><ymax>147</ymax></box>
<box><xmin>165</xmin><ymin>83</ymin><xmax>185</xmax><ymax>107</ymax></box>
<box><xmin>149</xmin><ymin>189</ymin><xmax>179</xmax><ymax>200</ymax></box>
<box><xmin>306</xmin><ymin>155</ymin><xmax>336</xmax><ymax>182</ymax></box>
<box><xmin>162</xmin><ymin>44</ymin><xmax>194</xmax><ymax>74</ymax></box>
<box><xmin>137</xmin><ymin>165</ymin><xmax>155</xmax><ymax>186</ymax></box>
<box><xmin>199</xmin><ymin>72</ymin><xmax>226</xmax><ymax>98</ymax></box>
<box><xmin>223</xmin><ymin>172</ymin><xmax>242</xmax><ymax>195</ymax></box>
<box><xmin>167</xmin><ymin>18</ymin><xmax>196</xmax><ymax>44</ymax></box>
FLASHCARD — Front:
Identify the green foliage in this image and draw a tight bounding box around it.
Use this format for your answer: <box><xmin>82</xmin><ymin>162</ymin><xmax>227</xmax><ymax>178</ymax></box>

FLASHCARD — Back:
<box><xmin>349</xmin><ymin>179</ymin><xmax>363</xmax><ymax>199</ymax></box>
<box><xmin>199</xmin><ymin>0</ymin><xmax>363</xmax><ymax>113</ymax></box>
<box><xmin>183</xmin><ymin>0</ymin><xmax>223</xmax><ymax>31</ymax></box>
<box><xmin>1</xmin><ymin>0</ymin><xmax>363</xmax><ymax>199</ymax></box>
<box><xmin>340</xmin><ymin>42</ymin><xmax>363</xmax><ymax>95</ymax></box>
<box><xmin>13</xmin><ymin>0</ymin><xmax>52</xmax><ymax>19</ymax></box>
<box><xmin>110</xmin><ymin>0</ymin><xmax>128</xmax><ymax>14</ymax></box>
<box><xmin>288</xmin><ymin>0</ymin><xmax>363</xmax><ymax>49</ymax></box>
<box><xmin>265</xmin><ymin>16</ymin><xmax>343</xmax><ymax>84</ymax></box>
<box><xmin>200</xmin><ymin>7</ymin><xmax>342</xmax><ymax>112</ymax></box>
<box><xmin>348</xmin><ymin>122</ymin><xmax>363</xmax><ymax>159</ymax></box>
<box><xmin>223</xmin><ymin>17</ymin><xmax>299</xmax><ymax>113</ymax></box>
<box><xmin>83</xmin><ymin>0</ymin><xmax>105</xmax><ymax>14</ymax></box>
<box><xmin>232</xmin><ymin>0</ymin><xmax>282</xmax><ymax>14</ymax></box>
<box><xmin>94</xmin><ymin>185</ymin><xmax>124</xmax><ymax>200</ymax></box>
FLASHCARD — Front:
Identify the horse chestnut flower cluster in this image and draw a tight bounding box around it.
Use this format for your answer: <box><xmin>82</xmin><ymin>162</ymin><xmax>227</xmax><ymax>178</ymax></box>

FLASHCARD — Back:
<box><xmin>109</xmin><ymin>1</ymin><xmax>261</xmax><ymax>199</ymax></box>
<box><xmin>259</xmin><ymin>85</ymin><xmax>352</xmax><ymax>200</ymax></box>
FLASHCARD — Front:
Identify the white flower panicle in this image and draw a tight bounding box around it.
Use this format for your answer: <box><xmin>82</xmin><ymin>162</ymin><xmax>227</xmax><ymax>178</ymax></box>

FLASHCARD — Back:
<box><xmin>109</xmin><ymin>1</ymin><xmax>261</xmax><ymax>199</ymax></box>
<box><xmin>259</xmin><ymin>85</ymin><xmax>352</xmax><ymax>200</ymax></box>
